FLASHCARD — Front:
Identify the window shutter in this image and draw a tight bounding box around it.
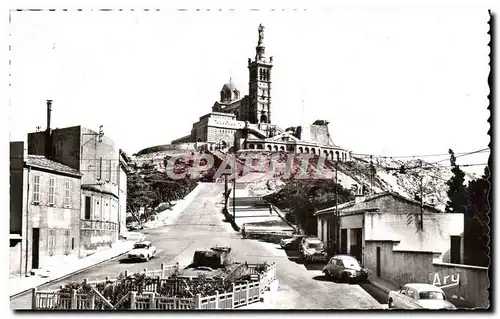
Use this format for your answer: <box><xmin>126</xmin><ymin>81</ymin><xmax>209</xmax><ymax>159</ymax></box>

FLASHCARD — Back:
<box><xmin>107</xmin><ymin>159</ymin><xmax>112</xmax><ymax>182</ymax></box>
<box><xmin>48</xmin><ymin>178</ymin><xmax>55</xmax><ymax>205</ymax></box>
<box><xmin>56</xmin><ymin>177</ymin><xmax>61</xmax><ymax>206</ymax></box>
<box><xmin>98</xmin><ymin>157</ymin><xmax>103</xmax><ymax>180</ymax></box>
<box><xmin>33</xmin><ymin>175</ymin><xmax>40</xmax><ymax>203</ymax></box>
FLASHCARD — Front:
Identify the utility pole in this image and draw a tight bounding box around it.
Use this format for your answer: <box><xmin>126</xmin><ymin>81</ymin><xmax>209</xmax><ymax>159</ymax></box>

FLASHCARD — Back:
<box><xmin>224</xmin><ymin>173</ymin><xmax>228</xmax><ymax>208</ymax></box>
<box><xmin>335</xmin><ymin>160</ymin><xmax>339</xmax><ymax>254</ymax></box>
<box><xmin>419</xmin><ymin>159</ymin><xmax>424</xmax><ymax>231</ymax></box>
<box><xmin>232</xmin><ymin>155</ymin><xmax>236</xmax><ymax>220</ymax></box>
<box><xmin>370</xmin><ymin>155</ymin><xmax>374</xmax><ymax>195</ymax></box>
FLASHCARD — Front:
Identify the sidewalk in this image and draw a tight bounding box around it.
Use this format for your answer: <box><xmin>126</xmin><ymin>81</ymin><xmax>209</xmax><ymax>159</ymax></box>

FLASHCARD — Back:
<box><xmin>368</xmin><ymin>275</ymin><xmax>400</xmax><ymax>294</ymax></box>
<box><xmin>9</xmin><ymin>240</ymin><xmax>134</xmax><ymax>297</ymax></box>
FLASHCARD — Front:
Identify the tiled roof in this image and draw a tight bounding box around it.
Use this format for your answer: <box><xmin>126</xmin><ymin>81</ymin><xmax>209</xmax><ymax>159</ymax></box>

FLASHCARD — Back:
<box><xmin>26</xmin><ymin>155</ymin><xmax>82</xmax><ymax>177</ymax></box>
<box><xmin>314</xmin><ymin>191</ymin><xmax>442</xmax><ymax>216</ymax></box>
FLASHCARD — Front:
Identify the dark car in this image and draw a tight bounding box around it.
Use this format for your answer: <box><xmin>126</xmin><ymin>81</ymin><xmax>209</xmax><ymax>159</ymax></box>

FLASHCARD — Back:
<box><xmin>322</xmin><ymin>255</ymin><xmax>369</xmax><ymax>283</ymax></box>
<box><xmin>299</xmin><ymin>237</ymin><xmax>328</xmax><ymax>263</ymax></box>
<box><xmin>280</xmin><ymin>234</ymin><xmax>305</xmax><ymax>250</ymax></box>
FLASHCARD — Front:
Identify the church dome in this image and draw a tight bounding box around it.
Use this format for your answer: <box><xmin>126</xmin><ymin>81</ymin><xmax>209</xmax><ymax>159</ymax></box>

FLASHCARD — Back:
<box><xmin>220</xmin><ymin>79</ymin><xmax>240</xmax><ymax>103</ymax></box>
<box><xmin>221</xmin><ymin>81</ymin><xmax>239</xmax><ymax>93</ymax></box>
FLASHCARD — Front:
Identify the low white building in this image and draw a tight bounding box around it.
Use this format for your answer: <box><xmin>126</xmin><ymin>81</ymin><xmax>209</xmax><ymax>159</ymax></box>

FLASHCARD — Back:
<box><xmin>314</xmin><ymin>192</ymin><xmax>464</xmax><ymax>276</ymax></box>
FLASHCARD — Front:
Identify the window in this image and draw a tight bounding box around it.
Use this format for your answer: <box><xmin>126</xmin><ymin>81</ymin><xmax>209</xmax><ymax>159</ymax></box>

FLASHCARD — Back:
<box><xmin>71</xmin><ymin>238</ymin><xmax>75</xmax><ymax>250</ymax></box>
<box><xmin>419</xmin><ymin>291</ymin><xmax>446</xmax><ymax>300</ymax></box>
<box><xmin>84</xmin><ymin>196</ymin><xmax>92</xmax><ymax>219</ymax></box>
<box><xmin>64</xmin><ymin>180</ymin><xmax>71</xmax><ymax>207</ymax></box>
<box><xmin>407</xmin><ymin>289</ymin><xmax>416</xmax><ymax>299</ymax></box>
<box><xmin>64</xmin><ymin>230</ymin><xmax>70</xmax><ymax>255</ymax></box>
<box><xmin>48</xmin><ymin>229</ymin><xmax>55</xmax><ymax>256</ymax></box>
<box><xmin>111</xmin><ymin>162</ymin><xmax>117</xmax><ymax>184</ymax></box>
<box><xmin>97</xmin><ymin>157</ymin><xmax>102</xmax><ymax>180</ymax></box>
<box><xmin>33</xmin><ymin>174</ymin><xmax>41</xmax><ymax>203</ymax></box>
<box><xmin>105</xmin><ymin>160</ymin><xmax>111</xmax><ymax>182</ymax></box>
<box><xmin>48</xmin><ymin>178</ymin><xmax>55</xmax><ymax>205</ymax></box>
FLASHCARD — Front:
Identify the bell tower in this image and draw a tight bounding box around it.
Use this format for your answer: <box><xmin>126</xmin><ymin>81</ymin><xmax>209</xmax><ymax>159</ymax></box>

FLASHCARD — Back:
<box><xmin>248</xmin><ymin>24</ymin><xmax>273</xmax><ymax>124</ymax></box>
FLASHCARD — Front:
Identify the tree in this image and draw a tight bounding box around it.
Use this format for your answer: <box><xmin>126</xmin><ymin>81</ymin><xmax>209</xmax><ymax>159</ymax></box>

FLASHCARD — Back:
<box><xmin>265</xmin><ymin>178</ymin><xmax>354</xmax><ymax>235</ymax></box>
<box><xmin>127</xmin><ymin>163</ymin><xmax>201</xmax><ymax>223</ymax></box>
<box><xmin>445</xmin><ymin>149</ymin><xmax>469</xmax><ymax>214</ymax></box>
<box><xmin>464</xmin><ymin>166</ymin><xmax>490</xmax><ymax>267</ymax></box>
<box><xmin>127</xmin><ymin>173</ymin><xmax>156</xmax><ymax>214</ymax></box>
<box><xmin>444</xmin><ymin>149</ymin><xmax>490</xmax><ymax>267</ymax></box>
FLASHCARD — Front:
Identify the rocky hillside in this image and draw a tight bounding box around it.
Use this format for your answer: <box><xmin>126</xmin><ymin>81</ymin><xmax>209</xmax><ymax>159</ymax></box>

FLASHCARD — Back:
<box><xmin>130</xmin><ymin>148</ymin><xmax>478</xmax><ymax>212</ymax></box>
<box><xmin>235</xmin><ymin>151</ymin><xmax>478</xmax><ymax>212</ymax></box>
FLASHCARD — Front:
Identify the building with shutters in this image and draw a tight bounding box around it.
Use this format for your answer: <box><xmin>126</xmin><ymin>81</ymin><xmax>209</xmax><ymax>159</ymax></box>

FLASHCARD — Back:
<box><xmin>10</xmin><ymin>141</ymin><xmax>82</xmax><ymax>276</ymax></box>
<box><xmin>27</xmin><ymin>104</ymin><xmax>122</xmax><ymax>257</ymax></box>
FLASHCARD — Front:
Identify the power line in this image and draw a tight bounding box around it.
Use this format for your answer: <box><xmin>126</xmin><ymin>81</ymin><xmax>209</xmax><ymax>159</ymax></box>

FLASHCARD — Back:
<box><xmin>352</xmin><ymin>148</ymin><xmax>490</xmax><ymax>160</ymax></box>
<box><xmin>435</xmin><ymin>163</ymin><xmax>488</xmax><ymax>168</ymax></box>
<box><xmin>431</xmin><ymin>148</ymin><xmax>490</xmax><ymax>164</ymax></box>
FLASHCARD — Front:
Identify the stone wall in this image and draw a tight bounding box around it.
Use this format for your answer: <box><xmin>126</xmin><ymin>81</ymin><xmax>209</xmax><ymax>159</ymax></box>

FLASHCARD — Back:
<box><xmin>364</xmin><ymin>241</ymin><xmax>489</xmax><ymax>308</ymax></box>
<box><xmin>9</xmin><ymin>241</ymin><xmax>22</xmax><ymax>277</ymax></box>
<box><xmin>207</xmin><ymin>126</ymin><xmax>235</xmax><ymax>145</ymax></box>
<box><xmin>364</xmin><ymin>212</ymin><xmax>463</xmax><ymax>262</ymax></box>
<box><xmin>80</xmin><ymin>127</ymin><xmax>119</xmax><ymax>197</ymax></box>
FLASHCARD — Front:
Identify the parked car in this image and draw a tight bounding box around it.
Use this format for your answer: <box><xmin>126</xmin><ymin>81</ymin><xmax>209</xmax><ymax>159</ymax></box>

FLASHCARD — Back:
<box><xmin>299</xmin><ymin>237</ymin><xmax>328</xmax><ymax>263</ymax></box>
<box><xmin>127</xmin><ymin>241</ymin><xmax>157</xmax><ymax>262</ymax></box>
<box><xmin>322</xmin><ymin>255</ymin><xmax>369</xmax><ymax>283</ymax></box>
<box><xmin>127</xmin><ymin>221</ymin><xmax>144</xmax><ymax>231</ymax></box>
<box><xmin>388</xmin><ymin>283</ymin><xmax>456</xmax><ymax>310</ymax></box>
<box><xmin>280</xmin><ymin>234</ymin><xmax>305</xmax><ymax>250</ymax></box>
<box><xmin>124</xmin><ymin>232</ymin><xmax>146</xmax><ymax>243</ymax></box>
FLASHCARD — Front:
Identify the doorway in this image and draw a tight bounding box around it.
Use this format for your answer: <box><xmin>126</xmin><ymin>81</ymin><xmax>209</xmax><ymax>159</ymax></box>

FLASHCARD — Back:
<box><xmin>450</xmin><ymin>236</ymin><xmax>461</xmax><ymax>264</ymax></box>
<box><xmin>340</xmin><ymin>229</ymin><xmax>348</xmax><ymax>254</ymax></box>
<box><xmin>376</xmin><ymin>246</ymin><xmax>381</xmax><ymax>277</ymax></box>
<box><xmin>350</xmin><ymin>228</ymin><xmax>363</xmax><ymax>263</ymax></box>
<box><xmin>32</xmin><ymin>228</ymin><xmax>40</xmax><ymax>269</ymax></box>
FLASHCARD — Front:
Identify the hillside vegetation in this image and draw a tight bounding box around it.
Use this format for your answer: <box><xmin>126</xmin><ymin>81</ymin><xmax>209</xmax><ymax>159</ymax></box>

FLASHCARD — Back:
<box><xmin>128</xmin><ymin>148</ymin><xmax>478</xmax><ymax>218</ymax></box>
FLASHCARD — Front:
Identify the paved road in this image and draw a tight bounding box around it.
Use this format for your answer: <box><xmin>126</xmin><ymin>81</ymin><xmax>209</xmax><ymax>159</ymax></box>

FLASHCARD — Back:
<box><xmin>11</xmin><ymin>183</ymin><xmax>383</xmax><ymax>310</ymax></box>
<box><xmin>359</xmin><ymin>283</ymin><xmax>389</xmax><ymax>305</ymax></box>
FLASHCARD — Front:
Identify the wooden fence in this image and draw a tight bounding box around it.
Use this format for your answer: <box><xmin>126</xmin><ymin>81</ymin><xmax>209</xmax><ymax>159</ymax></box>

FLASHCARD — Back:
<box><xmin>32</xmin><ymin>262</ymin><xmax>277</xmax><ymax>310</ymax></box>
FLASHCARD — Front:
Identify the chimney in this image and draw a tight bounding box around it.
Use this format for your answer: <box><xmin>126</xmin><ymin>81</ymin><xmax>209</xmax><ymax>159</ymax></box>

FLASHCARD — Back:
<box><xmin>46</xmin><ymin>100</ymin><xmax>52</xmax><ymax>131</ymax></box>
<box><xmin>354</xmin><ymin>194</ymin><xmax>365</xmax><ymax>204</ymax></box>
<box><xmin>45</xmin><ymin>100</ymin><xmax>53</xmax><ymax>157</ymax></box>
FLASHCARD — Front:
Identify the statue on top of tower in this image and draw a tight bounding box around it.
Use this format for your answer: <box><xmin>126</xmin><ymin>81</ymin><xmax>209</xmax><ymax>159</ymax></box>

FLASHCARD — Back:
<box><xmin>258</xmin><ymin>24</ymin><xmax>265</xmax><ymax>46</ymax></box>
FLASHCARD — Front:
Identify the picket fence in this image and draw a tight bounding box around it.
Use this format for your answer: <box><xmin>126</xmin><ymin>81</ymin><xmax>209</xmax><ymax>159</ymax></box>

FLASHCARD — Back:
<box><xmin>32</xmin><ymin>262</ymin><xmax>277</xmax><ymax>310</ymax></box>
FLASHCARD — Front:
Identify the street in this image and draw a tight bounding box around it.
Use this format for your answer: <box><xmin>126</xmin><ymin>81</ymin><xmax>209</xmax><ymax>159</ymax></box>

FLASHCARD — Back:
<box><xmin>11</xmin><ymin>183</ymin><xmax>385</xmax><ymax>310</ymax></box>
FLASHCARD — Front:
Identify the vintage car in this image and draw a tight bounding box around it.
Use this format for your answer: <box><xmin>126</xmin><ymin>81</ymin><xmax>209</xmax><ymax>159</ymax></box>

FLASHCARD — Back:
<box><xmin>280</xmin><ymin>234</ymin><xmax>305</xmax><ymax>250</ymax></box>
<box><xmin>127</xmin><ymin>241</ymin><xmax>156</xmax><ymax>261</ymax></box>
<box><xmin>299</xmin><ymin>237</ymin><xmax>328</xmax><ymax>263</ymax></box>
<box><xmin>127</xmin><ymin>221</ymin><xmax>144</xmax><ymax>231</ymax></box>
<box><xmin>388</xmin><ymin>283</ymin><xmax>456</xmax><ymax>310</ymax></box>
<box><xmin>322</xmin><ymin>255</ymin><xmax>369</xmax><ymax>282</ymax></box>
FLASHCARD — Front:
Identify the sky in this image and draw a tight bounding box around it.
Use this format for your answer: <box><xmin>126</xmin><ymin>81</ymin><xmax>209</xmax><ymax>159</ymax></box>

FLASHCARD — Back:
<box><xmin>8</xmin><ymin>8</ymin><xmax>490</xmax><ymax>175</ymax></box>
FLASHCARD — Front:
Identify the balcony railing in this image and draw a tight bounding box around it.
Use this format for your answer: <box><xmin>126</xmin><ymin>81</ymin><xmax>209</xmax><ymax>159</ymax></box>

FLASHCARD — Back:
<box><xmin>80</xmin><ymin>219</ymin><xmax>118</xmax><ymax>231</ymax></box>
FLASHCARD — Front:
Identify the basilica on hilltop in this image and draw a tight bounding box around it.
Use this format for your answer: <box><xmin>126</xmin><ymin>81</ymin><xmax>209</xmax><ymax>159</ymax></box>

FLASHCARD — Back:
<box><xmin>172</xmin><ymin>24</ymin><xmax>351</xmax><ymax>162</ymax></box>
